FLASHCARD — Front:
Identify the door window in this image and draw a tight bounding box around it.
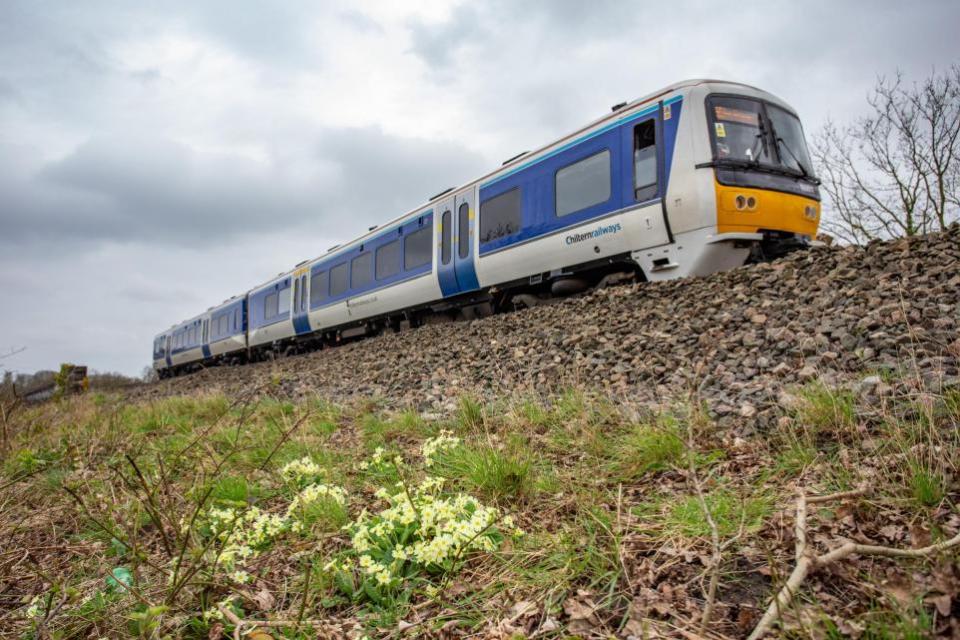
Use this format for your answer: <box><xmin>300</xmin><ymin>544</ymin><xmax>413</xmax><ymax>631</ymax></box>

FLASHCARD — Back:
<box><xmin>458</xmin><ymin>203</ymin><xmax>470</xmax><ymax>259</ymax></box>
<box><xmin>634</xmin><ymin>119</ymin><xmax>658</xmax><ymax>201</ymax></box>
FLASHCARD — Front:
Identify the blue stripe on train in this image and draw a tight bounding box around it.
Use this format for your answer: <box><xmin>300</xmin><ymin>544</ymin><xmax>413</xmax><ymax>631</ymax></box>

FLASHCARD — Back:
<box><xmin>478</xmin><ymin>97</ymin><xmax>684</xmax><ymax>257</ymax></box>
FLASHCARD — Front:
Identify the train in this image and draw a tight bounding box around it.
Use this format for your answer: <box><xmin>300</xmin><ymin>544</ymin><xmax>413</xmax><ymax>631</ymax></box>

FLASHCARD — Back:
<box><xmin>153</xmin><ymin>79</ymin><xmax>821</xmax><ymax>377</ymax></box>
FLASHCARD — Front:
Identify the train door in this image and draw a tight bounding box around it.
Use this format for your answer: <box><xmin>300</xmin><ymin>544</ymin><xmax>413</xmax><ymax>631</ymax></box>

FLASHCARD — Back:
<box><xmin>202</xmin><ymin>319</ymin><xmax>211</xmax><ymax>358</ymax></box>
<box><xmin>292</xmin><ymin>270</ymin><xmax>310</xmax><ymax>335</ymax></box>
<box><xmin>437</xmin><ymin>197</ymin><xmax>458</xmax><ymax>296</ymax></box>
<box><xmin>437</xmin><ymin>191</ymin><xmax>480</xmax><ymax>297</ymax></box>
<box><xmin>453</xmin><ymin>189</ymin><xmax>480</xmax><ymax>292</ymax></box>
<box><xmin>164</xmin><ymin>335</ymin><xmax>172</xmax><ymax>367</ymax></box>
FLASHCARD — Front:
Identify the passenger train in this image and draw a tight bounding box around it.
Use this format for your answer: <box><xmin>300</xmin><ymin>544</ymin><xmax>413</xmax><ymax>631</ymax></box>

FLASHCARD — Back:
<box><xmin>153</xmin><ymin>79</ymin><xmax>821</xmax><ymax>377</ymax></box>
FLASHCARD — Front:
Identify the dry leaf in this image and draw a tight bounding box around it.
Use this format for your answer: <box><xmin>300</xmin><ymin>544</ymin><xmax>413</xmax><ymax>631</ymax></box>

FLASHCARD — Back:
<box><xmin>878</xmin><ymin>524</ymin><xmax>902</xmax><ymax>541</ymax></box>
<box><xmin>251</xmin><ymin>587</ymin><xmax>275</xmax><ymax>611</ymax></box>
<box><xmin>207</xmin><ymin>622</ymin><xmax>225</xmax><ymax>640</ymax></box>
<box><xmin>247</xmin><ymin>631</ymin><xmax>274</xmax><ymax>640</ymax></box>
<box><xmin>928</xmin><ymin>593</ymin><xmax>952</xmax><ymax>617</ymax></box>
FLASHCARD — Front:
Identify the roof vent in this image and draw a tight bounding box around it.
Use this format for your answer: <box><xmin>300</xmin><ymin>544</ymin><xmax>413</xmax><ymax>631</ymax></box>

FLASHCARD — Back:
<box><xmin>368</xmin><ymin>225</ymin><xmax>378</xmax><ymax>231</ymax></box>
<box><xmin>327</xmin><ymin>244</ymin><xmax>340</xmax><ymax>252</ymax></box>
<box><xmin>611</xmin><ymin>101</ymin><xmax>628</xmax><ymax>112</ymax></box>
<box><xmin>429</xmin><ymin>187</ymin><xmax>455</xmax><ymax>201</ymax></box>
<box><xmin>502</xmin><ymin>151</ymin><xmax>529</xmax><ymax>166</ymax></box>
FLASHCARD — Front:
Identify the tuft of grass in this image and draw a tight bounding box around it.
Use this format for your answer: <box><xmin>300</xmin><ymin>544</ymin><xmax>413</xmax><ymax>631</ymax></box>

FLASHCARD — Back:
<box><xmin>795</xmin><ymin>382</ymin><xmax>857</xmax><ymax>433</ymax></box>
<box><xmin>432</xmin><ymin>439</ymin><xmax>537</xmax><ymax>501</ymax></box>
<box><xmin>860</xmin><ymin>598</ymin><xmax>934</xmax><ymax>640</ymax></box>
<box><xmin>773</xmin><ymin>430</ymin><xmax>819</xmax><ymax>476</ymax></box>
<box><xmin>607</xmin><ymin>415</ymin><xmax>685</xmax><ymax>480</ymax></box>
<box><xmin>662</xmin><ymin>488</ymin><xmax>773</xmax><ymax>539</ymax></box>
<box><xmin>209</xmin><ymin>475</ymin><xmax>258</xmax><ymax>506</ymax></box>
<box><xmin>906</xmin><ymin>461</ymin><xmax>946</xmax><ymax>508</ymax></box>
<box><xmin>456</xmin><ymin>396</ymin><xmax>485</xmax><ymax>431</ymax></box>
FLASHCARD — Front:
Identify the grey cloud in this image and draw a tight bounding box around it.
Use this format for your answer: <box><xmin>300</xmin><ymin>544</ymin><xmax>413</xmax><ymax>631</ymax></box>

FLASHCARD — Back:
<box><xmin>0</xmin><ymin>125</ymin><xmax>486</xmax><ymax>251</ymax></box>
<box><xmin>406</xmin><ymin>5</ymin><xmax>483</xmax><ymax>71</ymax></box>
<box><xmin>315</xmin><ymin>125</ymin><xmax>487</xmax><ymax>224</ymax></box>
<box><xmin>0</xmin><ymin>77</ymin><xmax>18</xmax><ymax>102</ymax></box>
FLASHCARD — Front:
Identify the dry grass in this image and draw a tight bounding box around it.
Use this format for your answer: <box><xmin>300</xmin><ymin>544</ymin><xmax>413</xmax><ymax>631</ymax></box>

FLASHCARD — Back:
<box><xmin>0</xmin><ymin>377</ymin><xmax>957</xmax><ymax>638</ymax></box>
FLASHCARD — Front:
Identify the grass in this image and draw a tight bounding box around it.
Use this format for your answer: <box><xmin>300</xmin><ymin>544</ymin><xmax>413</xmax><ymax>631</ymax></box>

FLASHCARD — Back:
<box><xmin>607</xmin><ymin>415</ymin><xmax>685</xmax><ymax>480</ymax></box>
<box><xmin>663</xmin><ymin>488</ymin><xmax>773</xmax><ymax>538</ymax></box>
<box><xmin>431</xmin><ymin>436</ymin><xmax>538</xmax><ymax>501</ymax></box>
<box><xmin>794</xmin><ymin>381</ymin><xmax>857</xmax><ymax>433</ymax></box>
<box><xmin>1</xmin><ymin>380</ymin><xmax>957</xmax><ymax>638</ymax></box>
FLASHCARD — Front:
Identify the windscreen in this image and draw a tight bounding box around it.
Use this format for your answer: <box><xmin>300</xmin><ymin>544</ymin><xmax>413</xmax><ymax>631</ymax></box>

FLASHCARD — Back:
<box><xmin>710</xmin><ymin>96</ymin><xmax>816</xmax><ymax>176</ymax></box>
<box><xmin>711</xmin><ymin>98</ymin><xmax>775</xmax><ymax>165</ymax></box>
<box><xmin>767</xmin><ymin>104</ymin><xmax>814</xmax><ymax>175</ymax></box>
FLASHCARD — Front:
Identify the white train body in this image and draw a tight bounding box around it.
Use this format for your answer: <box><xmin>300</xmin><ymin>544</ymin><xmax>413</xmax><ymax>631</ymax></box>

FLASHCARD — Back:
<box><xmin>154</xmin><ymin>80</ymin><xmax>821</xmax><ymax>375</ymax></box>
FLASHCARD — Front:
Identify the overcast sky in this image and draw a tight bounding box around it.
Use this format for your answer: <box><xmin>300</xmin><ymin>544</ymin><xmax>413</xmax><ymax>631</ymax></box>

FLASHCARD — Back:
<box><xmin>1</xmin><ymin>0</ymin><xmax>958</xmax><ymax>377</ymax></box>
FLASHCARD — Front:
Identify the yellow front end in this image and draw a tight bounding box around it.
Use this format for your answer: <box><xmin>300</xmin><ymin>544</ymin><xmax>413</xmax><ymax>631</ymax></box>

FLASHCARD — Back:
<box><xmin>715</xmin><ymin>183</ymin><xmax>820</xmax><ymax>237</ymax></box>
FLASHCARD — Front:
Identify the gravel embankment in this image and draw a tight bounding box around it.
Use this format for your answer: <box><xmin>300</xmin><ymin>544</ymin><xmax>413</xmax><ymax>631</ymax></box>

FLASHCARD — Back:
<box><xmin>134</xmin><ymin>226</ymin><xmax>960</xmax><ymax>425</ymax></box>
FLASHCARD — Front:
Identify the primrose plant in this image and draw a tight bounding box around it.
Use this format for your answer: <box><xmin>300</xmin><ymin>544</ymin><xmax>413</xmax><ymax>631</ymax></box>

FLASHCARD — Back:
<box><xmin>328</xmin><ymin>431</ymin><xmax>522</xmax><ymax>604</ymax></box>
<box><xmin>203</xmin><ymin>457</ymin><xmax>347</xmax><ymax>586</ymax></box>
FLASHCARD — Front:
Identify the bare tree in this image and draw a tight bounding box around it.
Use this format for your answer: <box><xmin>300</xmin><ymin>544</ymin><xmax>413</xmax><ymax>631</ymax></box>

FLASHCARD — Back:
<box><xmin>812</xmin><ymin>66</ymin><xmax>960</xmax><ymax>244</ymax></box>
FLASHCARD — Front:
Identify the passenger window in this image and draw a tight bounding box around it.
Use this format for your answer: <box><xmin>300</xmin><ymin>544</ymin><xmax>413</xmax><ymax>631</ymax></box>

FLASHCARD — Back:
<box><xmin>293</xmin><ymin>278</ymin><xmax>300</xmax><ymax>313</ymax></box>
<box><xmin>556</xmin><ymin>149</ymin><xmax>611</xmax><ymax>216</ymax></box>
<box><xmin>300</xmin><ymin>275</ymin><xmax>307</xmax><ymax>312</ymax></box>
<box><xmin>404</xmin><ymin>226</ymin><xmax>432</xmax><ymax>270</ymax></box>
<box><xmin>264</xmin><ymin>292</ymin><xmax>279</xmax><ymax>319</ymax></box>
<box><xmin>480</xmin><ymin>188</ymin><xmax>521</xmax><ymax>243</ymax></box>
<box><xmin>458</xmin><ymin>203</ymin><xmax>470</xmax><ymax>258</ymax></box>
<box><xmin>310</xmin><ymin>270</ymin><xmax>328</xmax><ymax>306</ymax></box>
<box><xmin>278</xmin><ymin>286</ymin><xmax>291</xmax><ymax>315</ymax></box>
<box><xmin>330</xmin><ymin>263</ymin><xmax>348</xmax><ymax>296</ymax></box>
<box><xmin>634</xmin><ymin>119</ymin><xmax>658</xmax><ymax>201</ymax></box>
<box><xmin>351</xmin><ymin>252</ymin><xmax>373</xmax><ymax>289</ymax></box>
<box><xmin>376</xmin><ymin>240</ymin><xmax>401</xmax><ymax>280</ymax></box>
<box><xmin>441</xmin><ymin>210</ymin><xmax>452</xmax><ymax>264</ymax></box>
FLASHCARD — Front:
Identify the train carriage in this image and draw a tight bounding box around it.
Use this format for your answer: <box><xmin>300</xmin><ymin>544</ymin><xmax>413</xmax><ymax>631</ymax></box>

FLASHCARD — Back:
<box><xmin>154</xmin><ymin>79</ymin><xmax>821</xmax><ymax>376</ymax></box>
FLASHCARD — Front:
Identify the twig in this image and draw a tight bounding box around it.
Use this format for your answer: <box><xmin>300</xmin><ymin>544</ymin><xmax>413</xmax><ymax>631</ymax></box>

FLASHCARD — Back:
<box><xmin>683</xmin><ymin>416</ymin><xmax>722</xmax><ymax>628</ymax></box>
<box><xmin>615</xmin><ymin>483</ymin><xmax>634</xmax><ymax>592</ymax></box>
<box><xmin>124</xmin><ymin>454</ymin><xmax>174</xmax><ymax>557</ymax></box>
<box><xmin>748</xmin><ymin>486</ymin><xmax>960</xmax><ymax>639</ymax></box>
<box><xmin>217</xmin><ymin>604</ymin><xmax>329</xmax><ymax>640</ymax></box>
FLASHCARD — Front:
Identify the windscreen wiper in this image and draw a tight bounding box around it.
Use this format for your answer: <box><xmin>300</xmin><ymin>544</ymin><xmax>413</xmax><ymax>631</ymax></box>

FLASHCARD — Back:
<box><xmin>776</xmin><ymin>137</ymin><xmax>820</xmax><ymax>184</ymax></box>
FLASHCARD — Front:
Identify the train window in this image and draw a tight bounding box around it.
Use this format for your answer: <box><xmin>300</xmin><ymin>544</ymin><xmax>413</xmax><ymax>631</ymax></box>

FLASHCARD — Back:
<box><xmin>330</xmin><ymin>263</ymin><xmax>348</xmax><ymax>296</ymax></box>
<box><xmin>404</xmin><ymin>226</ymin><xmax>432</xmax><ymax>270</ymax></box>
<box><xmin>441</xmin><ymin>210</ymin><xmax>452</xmax><ymax>264</ymax></box>
<box><xmin>293</xmin><ymin>278</ymin><xmax>300</xmax><ymax>313</ymax></box>
<box><xmin>300</xmin><ymin>275</ymin><xmax>307</xmax><ymax>312</ymax></box>
<box><xmin>278</xmin><ymin>286</ymin><xmax>291</xmax><ymax>315</ymax></box>
<box><xmin>555</xmin><ymin>150</ymin><xmax>611</xmax><ymax>216</ymax></box>
<box><xmin>376</xmin><ymin>240</ymin><xmax>401</xmax><ymax>280</ymax></box>
<box><xmin>310</xmin><ymin>270</ymin><xmax>329</xmax><ymax>306</ymax></box>
<box><xmin>351</xmin><ymin>252</ymin><xmax>373</xmax><ymax>289</ymax></box>
<box><xmin>634</xmin><ymin>119</ymin><xmax>658</xmax><ymax>201</ymax></box>
<box><xmin>479</xmin><ymin>188</ymin><xmax>521</xmax><ymax>243</ymax></box>
<box><xmin>234</xmin><ymin>308</ymin><xmax>240</xmax><ymax>331</ymax></box>
<box><xmin>458</xmin><ymin>202</ymin><xmax>470</xmax><ymax>258</ymax></box>
<box><xmin>264</xmin><ymin>292</ymin><xmax>279</xmax><ymax>320</ymax></box>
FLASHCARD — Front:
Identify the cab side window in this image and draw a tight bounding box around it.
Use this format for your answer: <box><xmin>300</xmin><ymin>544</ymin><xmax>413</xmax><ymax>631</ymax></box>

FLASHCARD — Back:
<box><xmin>633</xmin><ymin>119</ymin><xmax>657</xmax><ymax>201</ymax></box>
